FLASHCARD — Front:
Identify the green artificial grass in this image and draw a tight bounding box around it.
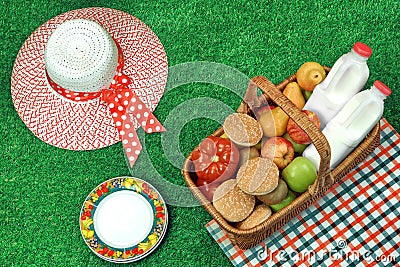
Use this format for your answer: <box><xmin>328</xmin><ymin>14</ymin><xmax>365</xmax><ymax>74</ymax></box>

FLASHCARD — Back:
<box><xmin>1</xmin><ymin>0</ymin><xmax>399</xmax><ymax>266</ymax></box>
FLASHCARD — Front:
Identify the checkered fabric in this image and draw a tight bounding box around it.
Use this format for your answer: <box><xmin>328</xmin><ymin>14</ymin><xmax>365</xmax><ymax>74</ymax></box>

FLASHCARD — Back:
<box><xmin>206</xmin><ymin>118</ymin><xmax>399</xmax><ymax>267</ymax></box>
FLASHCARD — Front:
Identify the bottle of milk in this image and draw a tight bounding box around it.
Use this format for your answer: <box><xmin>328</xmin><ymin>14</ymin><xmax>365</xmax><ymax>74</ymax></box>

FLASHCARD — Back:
<box><xmin>303</xmin><ymin>80</ymin><xmax>391</xmax><ymax>170</ymax></box>
<box><xmin>303</xmin><ymin>42</ymin><xmax>372</xmax><ymax>128</ymax></box>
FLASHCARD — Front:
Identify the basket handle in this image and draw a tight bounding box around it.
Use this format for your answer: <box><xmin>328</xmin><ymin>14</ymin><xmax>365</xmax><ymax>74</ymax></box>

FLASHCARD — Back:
<box><xmin>249</xmin><ymin>76</ymin><xmax>334</xmax><ymax>195</ymax></box>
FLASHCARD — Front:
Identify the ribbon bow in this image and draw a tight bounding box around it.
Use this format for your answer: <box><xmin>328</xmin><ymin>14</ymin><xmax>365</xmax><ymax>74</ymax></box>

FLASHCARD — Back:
<box><xmin>46</xmin><ymin>42</ymin><xmax>165</xmax><ymax>167</ymax></box>
<box><xmin>101</xmin><ymin>45</ymin><xmax>165</xmax><ymax>167</ymax></box>
<box><xmin>102</xmin><ymin>55</ymin><xmax>165</xmax><ymax>166</ymax></box>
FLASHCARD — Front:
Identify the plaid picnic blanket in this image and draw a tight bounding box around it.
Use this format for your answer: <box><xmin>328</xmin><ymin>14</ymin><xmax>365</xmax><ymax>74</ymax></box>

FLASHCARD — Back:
<box><xmin>206</xmin><ymin>118</ymin><xmax>399</xmax><ymax>267</ymax></box>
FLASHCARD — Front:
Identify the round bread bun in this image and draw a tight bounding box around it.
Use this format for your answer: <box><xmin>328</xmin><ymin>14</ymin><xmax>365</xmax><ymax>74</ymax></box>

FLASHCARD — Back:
<box><xmin>257</xmin><ymin>179</ymin><xmax>288</xmax><ymax>205</ymax></box>
<box><xmin>223</xmin><ymin>113</ymin><xmax>263</xmax><ymax>147</ymax></box>
<box><xmin>212</xmin><ymin>179</ymin><xmax>255</xmax><ymax>222</ymax></box>
<box><xmin>236</xmin><ymin>157</ymin><xmax>279</xmax><ymax>195</ymax></box>
<box><xmin>236</xmin><ymin>204</ymin><xmax>272</xmax><ymax>230</ymax></box>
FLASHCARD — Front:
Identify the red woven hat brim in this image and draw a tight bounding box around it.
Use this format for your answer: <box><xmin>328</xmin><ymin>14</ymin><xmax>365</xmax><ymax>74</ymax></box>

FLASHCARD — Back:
<box><xmin>11</xmin><ymin>7</ymin><xmax>168</xmax><ymax>150</ymax></box>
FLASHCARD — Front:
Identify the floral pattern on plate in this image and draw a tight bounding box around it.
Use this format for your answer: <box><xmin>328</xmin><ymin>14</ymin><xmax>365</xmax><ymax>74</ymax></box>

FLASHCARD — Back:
<box><xmin>80</xmin><ymin>177</ymin><xmax>167</xmax><ymax>262</ymax></box>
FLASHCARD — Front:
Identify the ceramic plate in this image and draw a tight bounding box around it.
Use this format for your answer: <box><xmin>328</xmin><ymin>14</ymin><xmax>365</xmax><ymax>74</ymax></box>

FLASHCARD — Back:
<box><xmin>80</xmin><ymin>177</ymin><xmax>168</xmax><ymax>263</ymax></box>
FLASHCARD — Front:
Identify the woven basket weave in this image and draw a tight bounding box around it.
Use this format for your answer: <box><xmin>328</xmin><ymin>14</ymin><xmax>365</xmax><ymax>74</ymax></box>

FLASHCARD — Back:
<box><xmin>182</xmin><ymin>68</ymin><xmax>381</xmax><ymax>250</ymax></box>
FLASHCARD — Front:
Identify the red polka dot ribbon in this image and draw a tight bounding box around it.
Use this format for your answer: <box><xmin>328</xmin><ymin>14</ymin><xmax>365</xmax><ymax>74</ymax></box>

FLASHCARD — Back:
<box><xmin>46</xmin><ymin>41</ymin><xmax>166</xmax><ymax>167</ymax></box>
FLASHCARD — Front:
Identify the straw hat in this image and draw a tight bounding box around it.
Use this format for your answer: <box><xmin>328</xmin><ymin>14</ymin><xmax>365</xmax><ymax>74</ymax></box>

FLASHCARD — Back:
<box><xmin>11</xmin><ymin>8</ymin><xmax>168</xmax><ymax>167</ymax></box>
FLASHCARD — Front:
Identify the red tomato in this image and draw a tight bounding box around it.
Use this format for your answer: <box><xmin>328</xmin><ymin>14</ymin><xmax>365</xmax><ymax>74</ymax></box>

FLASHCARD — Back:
<box><xmin>191</xmin><ymin>136</ymin><xmax>239</xmax><ymax>183</ymax></box>
<box><xmin>196</xmin><ymin>178</ymin><xmax>221</xmax><ymax>201</ymax></box>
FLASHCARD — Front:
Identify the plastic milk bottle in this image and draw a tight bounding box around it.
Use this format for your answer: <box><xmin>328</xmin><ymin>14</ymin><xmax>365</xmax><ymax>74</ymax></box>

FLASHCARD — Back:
<box><xmin>303</xmin><ymin>42</ymin><xmax>372</xmax><ymax>128</ymax></box>
<box><xmin>303</xmin><ymin>80</ymin><xmax>391</xmax><ymax>170</ymax></box>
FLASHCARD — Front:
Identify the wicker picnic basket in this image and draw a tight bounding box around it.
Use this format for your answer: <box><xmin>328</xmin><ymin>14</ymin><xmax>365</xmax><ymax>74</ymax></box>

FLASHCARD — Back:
<box><xmin>182</xmin><ymin>67</ymin><xmax>381</xmax><ymax>250</ymax></box>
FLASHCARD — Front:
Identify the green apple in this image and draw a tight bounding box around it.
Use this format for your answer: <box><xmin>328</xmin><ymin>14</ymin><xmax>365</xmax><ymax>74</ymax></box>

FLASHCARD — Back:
<box><xmin>282</xmin><ymin>157</ymin><xmax>317</xmax><ymax>193</ymax></box>
<box><xmin>283</xmin><ymin>132</ymin><xmax>307</xmax><ymax>154</ymax></box>
<box><xmin>269</xmin><ymin>190</ymin><xmax>296</xmax><ymax>212</ymax></box>
<box><xmin>302</xmin><ymin>89</ymin><xmax>312</xmax><ymax>100</ymax></box>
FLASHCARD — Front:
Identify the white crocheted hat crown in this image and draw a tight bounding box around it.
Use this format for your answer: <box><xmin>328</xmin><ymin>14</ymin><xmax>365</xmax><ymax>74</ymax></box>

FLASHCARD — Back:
<box><xmin>11</xmin><ymin>8</ymin><xmax>168</xmax><ymax>151</ymax></box>
<box><xmin>44</xmin><ymin>19</ymin><xmax>119</xmax><ymax>93</ymax></box>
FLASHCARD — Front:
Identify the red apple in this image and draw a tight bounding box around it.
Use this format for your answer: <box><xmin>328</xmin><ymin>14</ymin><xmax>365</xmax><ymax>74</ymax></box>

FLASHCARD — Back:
<box><xmin>287</xmin><ymin>110</ymin><xmax>320</xmax><ymax>145</ymax></box>
<box><xmin>261</xmin><ymin>137</ymin><xmax>295</xmax><ymax>170</ymax></box>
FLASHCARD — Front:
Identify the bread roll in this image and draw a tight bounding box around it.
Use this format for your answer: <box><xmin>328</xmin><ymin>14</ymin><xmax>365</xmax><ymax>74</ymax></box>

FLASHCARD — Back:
<box><xmin>223</xmin><ymin>113</ymin><xmax>262</xmax><ymax>147</ymax></box>
<box><xmin>213</xmin><ymin>179</ymin><xmax>255</xmax><ymax>222</ymax></box>
<box><xmin>236</xmin><ymin>157</ymin><xmax>279</xmax><ymax>195</ymax></box>
<box><xmin>237</xmin><ymin>204</ymin><xmax>272</xmax><ymax>229</ymax></box>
